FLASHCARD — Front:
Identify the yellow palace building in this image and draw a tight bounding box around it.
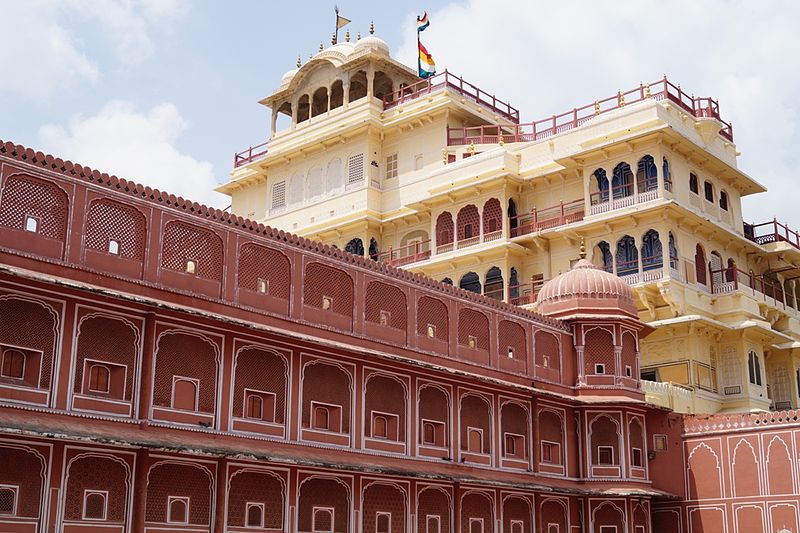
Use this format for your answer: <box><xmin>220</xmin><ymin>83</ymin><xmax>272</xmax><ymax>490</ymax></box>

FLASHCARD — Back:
<box><xmin>217</xmin><ymin>27</ymin><xmax>800</xmax><ymax>415</ymax></box>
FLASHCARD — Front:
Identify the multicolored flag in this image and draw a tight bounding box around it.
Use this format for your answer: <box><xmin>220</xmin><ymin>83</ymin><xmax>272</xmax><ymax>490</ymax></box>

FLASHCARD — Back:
<box><xmin>418</xmin><ymin>41</ymin><xmax>436</xmax><ymax>78</ymax></box>
<box><xmin>417</xmin><ymin>11</ymin><xmax>430</xmax><ymax>32</ymax></box>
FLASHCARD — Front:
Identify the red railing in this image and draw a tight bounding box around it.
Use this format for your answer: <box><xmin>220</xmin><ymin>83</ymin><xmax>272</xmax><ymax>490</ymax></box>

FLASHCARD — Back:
<box><xmin>376</xmin><ymin>240</ymin><xmax>431</xmax><ymax>267</ymax></box>
<box><xmin>745</xmin><ymin>219</ymin><xmax>800</xmax><ymax>251</ymax></box>
<box><xmin>447</xmin><ymin>77</ymin><xmax>733</xmax><ymax>146</ymax></box>
<box><xmin>233</xmin><ymin>140</ymin><xmax>269</xmax><ymax>168</ymax></box>
<box><xmin>509</xmin><ymin>199</ymin><xmax>585</xmax><ymax>237</ymax></box>
<box><xmin>383</xmin><ymin>70</ymin><xmax>519</xmax><ymax>123</ymax></box>
<box><xmin>709</xmin><ymin>266</ymin><xmax>793</xmax><ymax>309</ymax></box>
<box><xmin>509</xmin><ymin>280</ymin><xmax>547</xmax><ymax>306</ymax></box>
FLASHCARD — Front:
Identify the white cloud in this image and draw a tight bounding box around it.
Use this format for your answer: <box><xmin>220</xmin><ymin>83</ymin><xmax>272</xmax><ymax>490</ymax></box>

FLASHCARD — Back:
<box><xmin>0</xmin><ymin>0</ymin><xmax>189</xmax><ymax>100</ymax></box>
<box><xmin>40</xmin><ymin>101</ymin><xmax>226</xmax><ymax>207</ymax></box>
<box><xmin>398</xmin><ymin>0</ymin><xmax>800</xmax><ymax>225</ymax></box>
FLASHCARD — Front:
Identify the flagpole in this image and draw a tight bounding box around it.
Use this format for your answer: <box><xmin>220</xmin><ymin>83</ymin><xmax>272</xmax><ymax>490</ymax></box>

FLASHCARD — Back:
<box><xmin>416</xmin><ymin>22</ymin><xmax>421</xmax><ymax>78</ymax></box>
<box><xmin>334</xmin><ymin>5</ymin><xmax>339</xmax><ymax>44</ymax></box>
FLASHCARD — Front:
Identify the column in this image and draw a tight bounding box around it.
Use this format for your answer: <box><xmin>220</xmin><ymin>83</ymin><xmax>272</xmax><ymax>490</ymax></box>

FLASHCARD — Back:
<box><xmin>137</xmin><ymin>313</ymin><xmax>157</xmax><ymax>420</ymax></box>
<box><xmin>326</xmin><ymin>84</ymin><xmax>331</xmax><ymax>115</ymax></box>
<box><xmin>576</xmin><ymin>346</ymin><xmax>586</xmax><ymax>386</ymax></box>
<box><xmin>366</xmin><ymin>67</ymin><xmax>375</xmax><ymax>99</ymax></box>
<box><xmin>614</xmin><ymin>346</ymin><xmax>623</xmax><ymax>384</ymax></box>
<box><xmin>343</xmin><ymin>78</ymin><xmax>350</xmax><ymax>109</ymax></box>
<box><xmin>290</xmin><ymin>98</ymin><xmax>298</xmax><ymax>130</ymax></box>
<box><xmin>270</xmin><ymin>106</ymin><xmax>278</xmax><ymax>137</ymax></box>
<box><xmin>636</xmin><ymin>235</ymin><xmax>644</xmax><ymax>279</ymax></box>
<box><xmin>660</xmin><ymin>226</ymin><xmax>671</xmax><ymax>278</ymax></box>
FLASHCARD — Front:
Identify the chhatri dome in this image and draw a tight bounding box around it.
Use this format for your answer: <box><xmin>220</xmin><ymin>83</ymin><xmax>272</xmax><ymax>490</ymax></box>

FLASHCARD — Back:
<box><xmin>536</xmin><ymin>243</ymin><xmax>637</xmax><ymax>319</ymax></box>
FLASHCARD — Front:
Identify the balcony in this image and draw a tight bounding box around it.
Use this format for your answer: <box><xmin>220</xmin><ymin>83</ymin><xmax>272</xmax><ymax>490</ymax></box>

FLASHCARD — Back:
<box><xmin>509</xmin><ymin>280</ymin><xmax>547</xmax><ymax>306</ymax></box>
<box><xmin>383</xmin><ymin>70</ymin><xmax>519</xmax><ymax>123</ymax></box>
<box><xmin>509</xmin><ymin>200</ymin><xmax>585</xmax><ymax>238</ymax></box>
<box><xmin>233</xmin><ymin>140</ymin><xmax>269</xmax><ymax>168</ymax></box>
<box><xmin>447</xmin><ymin>76</ymin><xmax>733</xmax><ymax>146</ymax></box>
<box><xmin>376</xmin><ymin>240</ymin><xmax>431</xmax><ymax>267</ymax></box>
<box><xmin>709</xmin><ymin>266</ymin><xmax>796</xmax><ymax>311</ymax></box>
<box><xmin>589</xmin><ymin>184</ymin><xmax>659</xmax><ymax>216</ymax></box>
<box><xmin>745</xmin><ymin>219</ymin><xmax>800</xmax><ymax>251</ymax></box>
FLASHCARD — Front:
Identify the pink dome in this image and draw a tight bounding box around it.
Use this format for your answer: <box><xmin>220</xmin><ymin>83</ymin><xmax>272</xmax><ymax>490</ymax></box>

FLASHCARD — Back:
<box><xmin>536</xmin><ymin>259</ymin><xmax>637</xmax><ymax>318</ymax></box>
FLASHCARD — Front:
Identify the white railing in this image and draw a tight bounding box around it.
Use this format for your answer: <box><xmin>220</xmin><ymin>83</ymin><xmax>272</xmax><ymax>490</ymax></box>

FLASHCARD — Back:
<box><xmin>589</xmin><ymin>189</ymin><xmax>660</xmax><ymax>216</ymax></box>
<box><xmin>642</xmin><ymin>380</ymin><xmax>694</xmax><ymax>411</ymax></box>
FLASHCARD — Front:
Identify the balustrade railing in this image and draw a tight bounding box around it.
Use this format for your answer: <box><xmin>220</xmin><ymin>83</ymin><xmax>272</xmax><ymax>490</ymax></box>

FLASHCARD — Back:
<box><xmin>590</xmin><ymin>184</ymin><xmax>659</xmax><ymax>215</ymax></box>
<box><xmin>745</xmin><ymin>219</ymin><xmax>800</xmax><ymax>251</ymax></box>
<box><xmin>446</xmin><ymin>76</ymin><xmax>733</xmax><ymax>146</ymax></box>
<box><xmin>383</xmin><ymin>70</ymin><xmax>519</xmax><ymax>123</ymax></box>
<box><xmin>709</xmin><ymin>266</ymin><xmax>795</xmax><ymax>310</ymax></box>
<box><xmin>509</xmin><ymin>281</ymin><xmax>547</xmax><ymax>306</ymax></box>
<box><xmin>509</xmin><ymin>199</ymin><xmax>585</xmax><ymax>237</ymax></box>
<box><xmin>376</xmin><ymin>240</ymin><xmax>431</xmax><ymax>267</ymax></box>
<box><xmin>233</xmin><ymin>140</ymin><xmax>269</xmax><ymax>168</ymax></box>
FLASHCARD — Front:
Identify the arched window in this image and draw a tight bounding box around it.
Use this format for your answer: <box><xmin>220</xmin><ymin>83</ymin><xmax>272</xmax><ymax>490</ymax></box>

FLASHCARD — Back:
<box><xmin>435</xmin><ymin>212</ymin><xmax>454</xmax><ymax>247</ymax></box>
<box><xmin>345</xmin><ymin>238</ymin><xmax>364</xmax><ymax>256</ymax></box>
<box><xmin>636</xmin><ymin>155</ymin><xmax>657</xmax><ymax>192</ymax></box>
<box><xmin>662</xmin><ymin>157</ymin><xmax>672</xmax><ymax>191</ymax></box>
<box><xmin>612</xmin><ymin>162</ymin><xmax>634</xmax><ymax>199</ymax></box>
<box><xmin>689</xmin><ymin>173</ymin><xmax>699</xmax><ymax>194</ymax></box>
<box><xmin>373</xmin><ymin>415</ymin><xmax>388</xmax><ymax>438</ymax></box>
<box><xmin>695</xmin><ymin>245</ymin><xmax>707</xmax><ymax>286</ymax></box>
<box><xmin>704</xmin><ymin>180</ymin><xmax>714</xmax><ymax>203</ymax></box>
<box><xmin>329</xmin><ymin>80</ymin><xmax>344</xmax><ymax>110</ymax></box>
<box><xmin>172</xmin><ymin>378</ymin><xmax>198</xmax><ymax>411</ymax></box>
<box><xmin>719</xmin><ymin>190</ymin><xmax>729</xmax><ymax>211</ymax></box>
<box><xmin>710</xmin><ymin>251</ymin><xmax>723</xmax><ymax>288</ymax></box>
<box><xmin>509</xmin><ymin>267</ymin><xmax>519</xmax><ymax>299</ymax></box>
<box><xmin>88</xmin><ymin>364</ymin><xmax>110</xmax><ymax>393</ymax></box>
<box><xmin>297</xmin><ymin>94</ymin><xmax>310</xmax><ymax>123</ymax></box>
<box><xmin>597</xmin><ymin>241</ymin><xmax>613</xmax><ymax>272</ymax></box>
<box><xmin>641</xmin><ymin>230</ymin><xmax>663</xmax><ymax>271</ymax></box>
<box><xmin>668</xmin><ymin>233</ymin><xmax>678</xmax><ymax>269</ymax></box>
<box><xmin>313</xmin><ymin>405</ymin><xmax>330</xmax><ymax>430</ymax></box>
<box><xmin>83</xmin><ymin>491</ymin><xmax>107</xmax><ymax>520</ymax></box>
<box><xmin>748</xmin><ymin>351</ymin><xmax>763</xmax><ymax>386</ymax></box>
<box><xmin>168</xmin><ymin>497</ymin><xmax>189</xmax><ymax>524</ymax></box>
<box><xmin>508</xmin><ymin>199</ymin><xmax>518</xmax><ymax>231</ymax></box>
<box><xmin>368</xmin><ymin>238</ymin><xmax>379</xmax><ymax>261</ymax></box>
<box><xmin>484</xmin><ymin>266</ymin><xmax>503</xmax><ymax>300</ymax></box>
<box><xmin>459</xmin><ymin>272</ymin><xmax>481</xmax><ymax>294</ymax></box>
<box><xmin>615</xmin><ymin>235</ymin><xmax>638</xmax><ymax>276</ymax></box>
<box><xmin>247</xmin><ymin>504</ymin><xmax>264</xmax><ymax>528</ymax></box>
<box><xmin>246</xmin><ymin>394</ymin><xmax>263</xmax><ymax>419</ymax></box>
<box><xmin>0</xmin><ymin>486</ymin><xmax>16</xmax><ymax>515</ymax></box>
<box><xmin>726</xmin><ymin>258</ymin><xmax>736</xmax><ymax>283</ymax></box>
<box><xmin>593</xmin><ymin>168</ymin><xmax>609</xmax><ymax>203</ymax></box>
<box><xmin>1</xmin><ymin>349</ymin><xmax>25</xmax><ymax>379</ymax></box>
<box><xmin>311</xmin><ymin>86</ymin><xmax>328</xmax><ymax>117</ymax></box>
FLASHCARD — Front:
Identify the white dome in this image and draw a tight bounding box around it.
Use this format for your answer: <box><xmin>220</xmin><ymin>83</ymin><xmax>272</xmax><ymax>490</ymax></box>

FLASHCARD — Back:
<box><xmin>280</xmin><ymin>68</ymin><xmax>299</xmax><ymax>88</ymax></box>
<box><xmin>354</xmin><ymin>34</ymin><xmax>390</xmax><ymax>56</ymax></box>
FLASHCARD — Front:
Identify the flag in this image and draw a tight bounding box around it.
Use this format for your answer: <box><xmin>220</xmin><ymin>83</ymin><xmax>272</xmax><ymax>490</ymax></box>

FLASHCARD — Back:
<box><xmin>418</xmin><ymin>41</ymin><xmax>436</xmax><ymax>78</ymax></box>
<box><xmin>336</xmin><ymin>14</ymin><xmax>351</xmax><ymax>29</ymax></box>
<box><xmin>417</xmin><ymin>11</ymin><xmax>430</xmax><ymax>32</ymax></box>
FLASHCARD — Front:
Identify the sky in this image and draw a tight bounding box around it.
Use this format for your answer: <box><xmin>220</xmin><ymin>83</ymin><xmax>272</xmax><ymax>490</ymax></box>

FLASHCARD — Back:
<box><xmin>3</xmin><ymin>0</ymin><xmax>799</xmax><ymax>225</ymax></box>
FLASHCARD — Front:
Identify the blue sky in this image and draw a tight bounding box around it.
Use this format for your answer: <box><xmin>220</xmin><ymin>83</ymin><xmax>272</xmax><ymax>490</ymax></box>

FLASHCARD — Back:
<box><xmin>3</xmin><ymin>1</ymin><xmax>800</xmax><ymax>225</ymax></box>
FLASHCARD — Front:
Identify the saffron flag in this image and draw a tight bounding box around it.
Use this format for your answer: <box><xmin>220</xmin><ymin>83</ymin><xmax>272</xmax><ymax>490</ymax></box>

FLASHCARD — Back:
<box><xmin>417</xmin><ymin>11</ymin><xmax>430</xmax><ymax>32</ymax></box>
<box><xmin>418</xmin><ymin>41</ymin><xmax>436</xmax><ymax>78</ymax></box>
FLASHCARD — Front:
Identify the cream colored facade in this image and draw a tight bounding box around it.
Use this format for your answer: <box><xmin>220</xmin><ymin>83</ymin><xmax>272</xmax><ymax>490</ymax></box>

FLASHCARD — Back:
<box><xmin>218</xmin><ymin>32</ymin><xmax>800</xmax><ymax>415</ymax></box>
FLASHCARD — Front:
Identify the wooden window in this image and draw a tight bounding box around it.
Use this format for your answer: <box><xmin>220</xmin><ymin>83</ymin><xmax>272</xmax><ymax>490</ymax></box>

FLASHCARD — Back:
<box><xmin>313</xmin><ymin>507</ymin><xmax>334</xmax><ymax>532</ymax></box>
<box><xmin>748</xmin><ymin>351</ymin><xmax>763</xmax><ymax>386</ymax></box>
<box><xmin>504</xmin><ymin>433</ymin><xmax>524</xmax><ymax>458</ymax></box>
<box><xmin>88</xmin><ymin>364</ymin><xmax>110</xmax><ymax>393</ymax></box>
<box><xmin>311</xmin><ymin>402</ymin><xmax>342</xmax><ymax>432</ymax></box>
<box><xmin>426</xmin><ymin>515</ymin><xmax>441</xmax><ymax>533</ymax></box>
<box><xmin>598</xmin><ymin>446</ymin><xmax>614</xmax><ymax>465</ymax></box>
<box><xmin>373</xmin><ymin>415</ymin><xmax>388</xmax><ymax>438</ymax></box>
<box><xmin>185</xmin><ymin>259</ymin><xmax>197</xmax><ymax>274</ymax></box>
<box><xmin>653</xmin><ymin>434</ymin><xmax>668</xmax><ymax>451</ymax></box>
<box><xmin>469</xmin><ymin>518</ymin><xmax>484</xmax><ymax>533</ymax></box>
<box><xmin>256</xmin><ymin>278</ymin><xmax>269</xmax><ymax>294</ymax></box>
<box><xmin>107</xmin><ymin>239</ymin><xmax>120</xmax><ymax>255</ymax></box>
<box><xmin>172</xmin><ymin>377</ymin><xmax>199</xmax><ymax>411</ymax></box>
<box><xmin>689</xmin><ymin>173</ymin><xmax>699</xmax><ymax>194</ymax></box>
<box><xmin>595</xmin><ymin>363</ymin><xmax>605</xmax><ymax>375</ymax></box>
<box><xmin>464</xmin><ymin>223</ymin><xmax>474</xmax><ymax>239</ymax></box>
<box><xmin>246</xmin><ymin>394</ymin><xmax>263</xmax><ymax>419</ymax></box>
<box><xmin>719</xmin><ymin>190</ymin><xmax>729</xmax><ymax>211</ymax></box>
<box><xmin>631</xmin><ymin>447</ymin><xmax>643</xmax><ymax>467</ymax></box>
<box><xmin>167</xmin><ymin>496</ymin><xmax>189</xmax><ymax>524</ymax></box>
<box><xmin>246</xmin><ymin>503</ymin><xmax>264</xmax><ymax>528</ymax></box>
<box><xmin>421</xmin><ymin>419</ymin><xmax>445</xmax><ymax>447</ymax></box>
<box><xmin>467</xmin><ymin>427</ymin><xmax>483</xmax><ymax>453</ymax></box>
<box><xmin>83</xmin><ymin>491</ymin><xmax>107</xmax><ymax>520</ymax></box>
<box><xmin>376</xmin><ymin>512</ymin><xmax>391</xmax><ymax>533</ymax></box>
<box><xmin>314</xmin><ymin>405</ymin><xmax>329</xmax><ymax>430</ymax></box>
<box><xmin>541</xmin><ymin>441</ymin><xmax>561</xmax><ymax>465</ymax></box>
<box><xmin>385</xmin><ymin>153</ymin><xmax>398</xmax><ymax>179</ymax></box>
<box><xmin>704</xmin><ymin>180</ymin><xmax>714</xmax><ymax>202</ymax></box>
<box><xmin>1</xmin><ymin>349</ymin><xmax>25</xmax><ymax>379</ymax></box>
<box><xmin>510</xmin><ymin>520</ymin><xmax>524</xmax><ymax>533</ymax></box>
<box><xmin>0</xmin><ymin>486</ymin><xmax>17</xmax><ymax>516</ymax></box>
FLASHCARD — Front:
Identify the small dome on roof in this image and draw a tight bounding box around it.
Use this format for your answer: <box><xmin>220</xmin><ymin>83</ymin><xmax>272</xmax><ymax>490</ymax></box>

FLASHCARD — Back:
<box><xmin>536</xmin><ymin>258</ymin><xmax>637</xmax><ymax>319</ymax></box>
<box><xmin>280</xmin><ymin>68</ymin><xmax>299</xmax><ymax>87</ymax></box>
<box><xmin>354</xmin><ymin>34</ymin><xmax>390</xmax><ymax>56</ymax></box>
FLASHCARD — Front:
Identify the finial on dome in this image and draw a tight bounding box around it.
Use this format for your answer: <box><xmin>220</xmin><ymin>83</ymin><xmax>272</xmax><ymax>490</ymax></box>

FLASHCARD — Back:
<box><xmin>296</xmin><ymin>55</ymin><xmax>301</xmax><ymax>68</ymax></box>
<box><xmin>319</xmin><ymin>42</ymin><xmax>324</xmax><ymax>52</ymax></box>
<box><xmin>370</xmin><ymin>20</ymin><xmax>375</xmax><ymax>34</ymax></box>
<box><xmin>345</xmin><ymin>30</ymin><xmax>350</xmax><ymax>42</ymax></box>
<box><xmin>357</xmin><ymin>31</ymin><xmax>361</xmax><ymax>40</ymax></box>
<box><xmin>331</xmin><ymin>33</ymin><xmax>336</xmax><ymax>45</ymax></box>
<box><xmin>579</xmin><ymin>237</ymin><xmax>586</xmax><ymax>259</ymax></box>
